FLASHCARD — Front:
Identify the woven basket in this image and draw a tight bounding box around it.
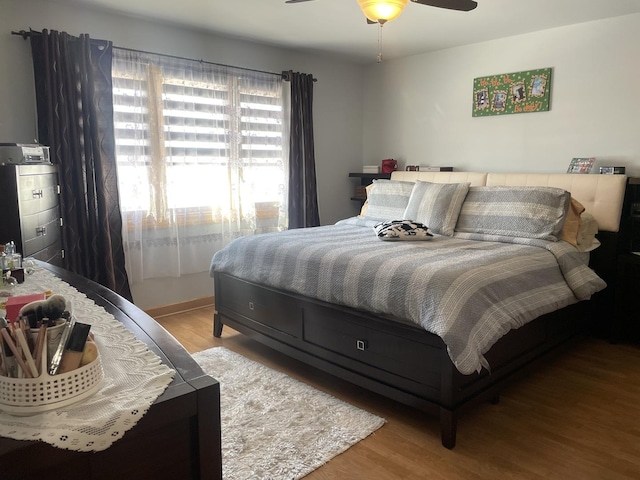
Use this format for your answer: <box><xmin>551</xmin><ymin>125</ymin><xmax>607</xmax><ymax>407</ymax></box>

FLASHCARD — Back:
<box><xmin>0</xmin><ymin>348</ymin><xmax>103</xmax><ymax>416</ymax></box>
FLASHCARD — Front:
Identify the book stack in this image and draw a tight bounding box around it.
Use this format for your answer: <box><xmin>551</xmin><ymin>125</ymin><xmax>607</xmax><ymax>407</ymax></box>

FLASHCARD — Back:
<box><xmin>362</xmin><ymin>165</ymin><xmax>379</xmax><ymax>174</ymax></box>
<box><xmin>420</xmin><ymin>166</ymin><xmax>453</xmax><ymax>172</ymax></box>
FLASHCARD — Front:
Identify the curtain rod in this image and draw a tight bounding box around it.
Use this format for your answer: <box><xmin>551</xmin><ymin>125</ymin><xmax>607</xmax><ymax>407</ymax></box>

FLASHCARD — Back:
<box><xmin>12</xmin><ymin>29</ymin><xmax>317</xmax><ymax>82</ymax></box>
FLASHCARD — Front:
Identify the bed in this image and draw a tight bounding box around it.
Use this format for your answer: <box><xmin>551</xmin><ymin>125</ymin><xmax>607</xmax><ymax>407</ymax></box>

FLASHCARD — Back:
<box><xmin>209</xmin><ymin>171</ymin><xmax>627</xmax><ymax>448</ymax></box>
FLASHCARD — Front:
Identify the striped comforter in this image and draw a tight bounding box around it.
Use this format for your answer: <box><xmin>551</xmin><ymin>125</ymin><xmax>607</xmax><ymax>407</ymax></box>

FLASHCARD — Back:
<box><xmin>209</xmin><ymin>218</ymin><xmax>606</xmax><ymax>375</ymax></box>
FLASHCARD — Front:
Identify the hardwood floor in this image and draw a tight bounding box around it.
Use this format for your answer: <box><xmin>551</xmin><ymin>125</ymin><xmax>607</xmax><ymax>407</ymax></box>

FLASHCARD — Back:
<box><xmin>156</xmin><ymin>307</ymin><xmax>640</xmax><ymax>480</ymax></box>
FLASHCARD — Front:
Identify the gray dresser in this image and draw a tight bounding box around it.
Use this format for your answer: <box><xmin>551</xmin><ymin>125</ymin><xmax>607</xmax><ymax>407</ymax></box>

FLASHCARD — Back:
<box><xmin>0</xmin><ymin>164</ymin><xmax>63</xmax><ymax>266</ymax></box>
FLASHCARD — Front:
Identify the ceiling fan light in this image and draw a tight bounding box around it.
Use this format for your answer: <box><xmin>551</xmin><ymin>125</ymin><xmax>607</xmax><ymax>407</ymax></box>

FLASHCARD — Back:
<box><xmin>357</xmin><ymin>0</ymin><xmax>409</xmax><ymax>24</ymax></box>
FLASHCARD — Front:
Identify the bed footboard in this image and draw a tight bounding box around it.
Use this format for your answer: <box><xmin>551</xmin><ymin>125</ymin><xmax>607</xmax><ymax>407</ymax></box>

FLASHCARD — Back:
<box><xmin>213</xmin><ymin>271</ymin><xmax>583</xmax><ymax>448</ymax></box>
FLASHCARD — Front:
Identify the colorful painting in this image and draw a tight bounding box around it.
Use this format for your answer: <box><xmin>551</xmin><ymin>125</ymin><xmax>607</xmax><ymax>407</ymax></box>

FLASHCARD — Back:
<box><xmin>567</xmin><ymin>157</ymin><xmax>595</xmax><ymax>174</ymax></box>
<box><xmin>473</xmin><ymin>67</ymin><xmax>552</xmax><ymax>117</ymax></box>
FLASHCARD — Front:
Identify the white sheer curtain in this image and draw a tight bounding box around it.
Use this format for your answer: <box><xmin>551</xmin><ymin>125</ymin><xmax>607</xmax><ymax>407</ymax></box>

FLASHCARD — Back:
<box><xmin>111</xmin><ymin>49</ymin><xmax>288</xmax><ymax>283</ymax></box>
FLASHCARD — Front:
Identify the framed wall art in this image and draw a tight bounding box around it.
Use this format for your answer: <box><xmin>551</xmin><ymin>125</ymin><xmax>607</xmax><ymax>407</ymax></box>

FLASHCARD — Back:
<box><xmin>473</xmin><ymin>67</ymin><xmax>552</xmax><ymax>117</ymax></box>
<box><xmin>567</xmin><ymin>157</ymin><xmax>595</xmax><ymax>174</ymax></box>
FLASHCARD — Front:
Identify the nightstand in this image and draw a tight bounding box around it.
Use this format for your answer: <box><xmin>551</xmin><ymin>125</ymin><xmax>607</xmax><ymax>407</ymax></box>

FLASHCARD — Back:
<box><xmin>612</xmin><ymin>177</ymin><xmax>640</xmax><ymax>343</ymax></box>
<box><xmin>348</xmin><ymin>172</ymin><xmax>391</xmax><ymax>202</ymax></box>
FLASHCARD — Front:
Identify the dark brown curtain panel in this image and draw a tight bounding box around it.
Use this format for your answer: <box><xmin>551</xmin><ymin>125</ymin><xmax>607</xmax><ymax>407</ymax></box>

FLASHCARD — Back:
<box><xmin>30</xmin><ymin>29</ymin><xmax>132</xmax><ymax>301</ymax></box>
<box><xmin>286</xmin><ymin>71</ymin><xmax>320</xmax><ymax>228</ymax></box>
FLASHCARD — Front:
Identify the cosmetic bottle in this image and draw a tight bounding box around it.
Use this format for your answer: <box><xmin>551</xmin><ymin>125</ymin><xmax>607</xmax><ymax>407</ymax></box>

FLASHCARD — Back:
<box><xmin>3</xmin><ymin>241</ymin><xmax>23</xmax><ymax>283</ymax></box>
<box><xmin>58</xmin><ymin>323</ymin><xmax>91</xmax><ymax>374</ymax></box>
<box><xmin>0</xmin><ymin>249</ymin><xmax>8</xmax><ymax>279</ymax></box>
<box><xmin>4</xmin><ymin>241</ymin><xmax>21</xmax><ymax>270</ymax></box>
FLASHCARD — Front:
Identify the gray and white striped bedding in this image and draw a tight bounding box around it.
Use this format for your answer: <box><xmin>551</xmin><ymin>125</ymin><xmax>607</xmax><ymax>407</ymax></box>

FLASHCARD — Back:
<box><xmin>210</xmin><ymin>218</ymin><xmax>606</xmax><ymax>375</ymax></box>
<box><xmin>455</xmin><ymin>186</ymin><xmax>571</xmax><ymax>241</ymax></box>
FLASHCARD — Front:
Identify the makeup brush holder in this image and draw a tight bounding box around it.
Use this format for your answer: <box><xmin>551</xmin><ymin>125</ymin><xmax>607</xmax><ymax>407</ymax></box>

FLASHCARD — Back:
<box><xmin>0</xmin><ymin>347</ymin><xmax>103</xmax><ymax>416</ymax></box>
<box><xmin>27</xmin><ymin>319</ymin><xmax>67</xmax><ymax>366</ymax></box>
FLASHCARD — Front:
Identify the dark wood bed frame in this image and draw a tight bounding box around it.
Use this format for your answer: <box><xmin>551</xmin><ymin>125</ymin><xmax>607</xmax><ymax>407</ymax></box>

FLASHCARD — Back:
<box><xmin>213</xmin><ymin>230</ymin><xmax>620</xmax><ymax>449</ymax></box>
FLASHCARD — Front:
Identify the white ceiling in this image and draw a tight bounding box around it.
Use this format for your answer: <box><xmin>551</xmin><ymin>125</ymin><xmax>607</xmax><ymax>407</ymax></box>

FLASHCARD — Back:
<box><xmin>55</xmin><ymin>0</ymin><xmax>640</xmax><ymax>63</ymax></box>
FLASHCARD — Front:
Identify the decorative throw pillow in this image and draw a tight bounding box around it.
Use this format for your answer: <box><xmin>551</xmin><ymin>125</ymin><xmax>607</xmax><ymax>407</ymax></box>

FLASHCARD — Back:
<box><xmin>373</xmin><ymin>220</ymin><xmax>434</xmax><ymax>241</ymax></box>
<box><xmin>358</xmin><ymin>184</ymin><xmax>374</xmax><ymax>217</ymax></box>
<box><xmin>402</xmin><ymin>181</ymin><xmax>471</xmax><ymax>236</ymax></box>
<box><xmin>363</xmin><ymin>180</ymin><xmax>415</xmax><ymax>221</ymax></box>
<box><xmin>575</xmin><ymin>212</ymin><xmax>600</xmax><ymax>252</ymax></box>
<box><xmin>455</xmin><ymin>186</ymin><xmax>571</xmax><ymax>241</ymax></box>
<box><xmin>560</xmin><ymin>197</ymin><xmax>586</xmax><ymax>247</ymax></box>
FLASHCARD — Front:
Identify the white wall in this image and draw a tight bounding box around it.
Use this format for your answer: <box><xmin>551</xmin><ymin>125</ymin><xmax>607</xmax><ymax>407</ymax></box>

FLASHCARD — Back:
<box><xmin>1</xmin><ymin>0</ymin><xmax>365</xmax><ymax>308</ymax></box>
<box><xmin>362</xmin><ymin>13</ymin><xmax>640</xmax><ymax>177</ymax></box>
<box><xmin>4</xmin><ymin>1</ymin><xmax>640</xmax><ymax>308</ymax></box>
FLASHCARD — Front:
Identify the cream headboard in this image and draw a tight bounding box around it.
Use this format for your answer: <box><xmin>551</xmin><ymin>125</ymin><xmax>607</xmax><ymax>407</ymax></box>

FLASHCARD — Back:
<box><xmin>391</xmin><ymin>171</ymin><xmax>487</xmax><ymax>186</ymax></box>
<box><xmin>389</xmin><ymin>171</ymin><xmax>627</xmax><ymax>232</ymax></box>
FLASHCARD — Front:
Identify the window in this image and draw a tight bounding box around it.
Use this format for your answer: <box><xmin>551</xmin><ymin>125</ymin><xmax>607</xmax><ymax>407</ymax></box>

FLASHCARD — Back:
<box><xmin>111</xmin><ymin>49</ymin><xmax>288</xmax><ymax>281</ymax></box>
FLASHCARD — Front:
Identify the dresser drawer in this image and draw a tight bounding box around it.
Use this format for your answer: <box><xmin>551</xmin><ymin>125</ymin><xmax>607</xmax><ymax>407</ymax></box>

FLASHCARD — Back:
<box><xmin>303</xmin><ymin>305</ymin><xmax>441</xmax><ymax>386</ymax></box>
<box><xmin>0</xmin><ymin>165</ymin><xmax>63</xmax><ymax>263</ymax></box>
<box><xmin>29</xmin><ymin>242</ymin><xmax>64</xmax><ymax>267</ymax></box>
<box><xmin>21</xmin><ymin>207</ymin><xmax>61</xmax><ymax>256</ymax></box>
<box><xmin>17</xmin><ymin>171</ymin><xmax>59</xmax><ymax>216</ymax></box>
<box><xmin>216</xmin><ymin>275</ymin><xmax>302</xmax><ymax>338</ymax></box>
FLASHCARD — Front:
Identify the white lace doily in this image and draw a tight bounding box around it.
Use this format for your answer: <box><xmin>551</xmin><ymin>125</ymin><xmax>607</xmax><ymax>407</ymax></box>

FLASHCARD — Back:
<box><xmin>0</xmin><ymin>267</ymin><xmax>176</xmax><ymax>452</ymax></box>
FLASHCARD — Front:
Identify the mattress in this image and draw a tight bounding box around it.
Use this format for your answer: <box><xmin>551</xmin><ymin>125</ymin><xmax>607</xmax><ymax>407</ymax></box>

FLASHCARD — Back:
<box><xmin>210</xmin><ymin>218</ymin><xmax>605</xmax><ymax>374</ymax></box>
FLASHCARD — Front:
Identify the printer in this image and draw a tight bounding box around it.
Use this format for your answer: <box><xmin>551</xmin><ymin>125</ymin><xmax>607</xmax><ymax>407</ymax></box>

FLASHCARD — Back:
<box><xmin>0</xmin><ymin>143</ymin><xmax>51</xmax><ymax>165</ymax></box>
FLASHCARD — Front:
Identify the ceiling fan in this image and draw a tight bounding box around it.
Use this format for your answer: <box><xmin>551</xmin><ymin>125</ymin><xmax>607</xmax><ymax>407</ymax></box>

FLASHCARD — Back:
<box><xmin>285</xmin><ymin>0</ymin><xmax>478</xmax><ymax>25</ymax></box>
<box><xmin>285</xmin><ymin>0</ymin><xmax>478</xmax><ymax>62</ymax></box>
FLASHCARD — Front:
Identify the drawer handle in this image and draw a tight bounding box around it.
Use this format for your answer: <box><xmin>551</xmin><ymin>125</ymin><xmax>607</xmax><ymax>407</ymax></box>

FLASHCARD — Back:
<box><xmin>248</xmin><ymin>301</ymin><xmax>255</xmax><ymax>311</ymax></box>
<box><xmin>32</xmin><ymin>189</ymin><xmax>43</xmax><ymax>198</ymax></box>
<box><xmin>356</xmin><ymin>340</ymin><xmax>367</xmax><ymax>351</ymax></box>
<box><xmin>36</xmin><ymin>226</ymin><xmax>47</xmax><ymax>236</ymax></box>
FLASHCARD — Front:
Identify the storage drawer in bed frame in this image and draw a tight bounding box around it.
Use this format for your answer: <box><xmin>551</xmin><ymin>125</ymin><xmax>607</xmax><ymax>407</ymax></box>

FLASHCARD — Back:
<box><xmin>213</xmin><ymin>272</ymin><xmax>585</xmax><ymax>449</ymax></box>
<box><xmin>215</xmin><ymin>274</ymin><xmax>302</xmax><ymax>339</ymax></box>
<box><xmin>303</xmin><ymin>304</ymin><xmax>443</xmax><ymax>397</ymax></box>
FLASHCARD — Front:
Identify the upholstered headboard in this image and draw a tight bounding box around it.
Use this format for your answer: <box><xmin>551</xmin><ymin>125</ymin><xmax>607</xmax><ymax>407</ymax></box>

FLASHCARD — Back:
<box><xmin>390</xmin><ymin>171</ymin><xmax>627</xmax><ymax>233</ymax></box>
<box><xmin>391</xmin><ymin>171</ymin><xmax>487</xmax><ymax>186</ymax></box>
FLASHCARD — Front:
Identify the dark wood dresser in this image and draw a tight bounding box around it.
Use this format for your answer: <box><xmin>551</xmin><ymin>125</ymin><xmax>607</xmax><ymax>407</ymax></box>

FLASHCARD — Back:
<box><xmin>0</xmin><ymin>164</ymin><xmax>63</xmax><ymax>266</ymax></box>
<box><xmin>0</xmin><ymin>262</ymin><xmax>222</xmax><ymax>480</ymax></box>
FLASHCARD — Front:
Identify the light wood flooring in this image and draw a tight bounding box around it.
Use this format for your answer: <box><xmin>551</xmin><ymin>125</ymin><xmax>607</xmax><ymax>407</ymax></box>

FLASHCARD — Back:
<box><xmin>156</xmin><ymin>306</ymin><xmax>640</xmax><ymax>480</ymax></box>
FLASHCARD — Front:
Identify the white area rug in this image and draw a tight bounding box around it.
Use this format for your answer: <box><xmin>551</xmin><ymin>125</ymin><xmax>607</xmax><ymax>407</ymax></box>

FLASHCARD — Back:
<box><xmin>193</xmin><ymin>347</ymin><xmax>385</xmax><ymax>480</ymax></box>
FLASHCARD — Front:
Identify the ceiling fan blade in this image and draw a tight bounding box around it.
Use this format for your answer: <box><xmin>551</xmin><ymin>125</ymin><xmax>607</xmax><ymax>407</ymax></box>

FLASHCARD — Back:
<box><xmin>411</xmin><ymin>0</ymin><xmax>478</xmax><ymax>12</ymax></box>
<box><xmin>285</xmin><ymin>0</ymin><xmax>315</xmax><ymax>3</ymax></box>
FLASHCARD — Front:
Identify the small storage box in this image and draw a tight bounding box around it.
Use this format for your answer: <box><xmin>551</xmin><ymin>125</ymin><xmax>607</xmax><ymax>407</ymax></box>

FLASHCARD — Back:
<box><xmin>4</xmin><ymin>293</ymin><xmax>46</xmax><ymax>322</ymax></box>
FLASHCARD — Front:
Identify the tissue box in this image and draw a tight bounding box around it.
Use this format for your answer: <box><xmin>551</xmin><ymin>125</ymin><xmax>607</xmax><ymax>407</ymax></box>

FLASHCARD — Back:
<box><xmin>362</xmin><ymin>165</ymin><xmax>379</xmax><ymax>173</ymax></box>
<box><xmin>4</xmin><ymin>293</ymin><xmax>46</xmax><ymax>322</ymax></box>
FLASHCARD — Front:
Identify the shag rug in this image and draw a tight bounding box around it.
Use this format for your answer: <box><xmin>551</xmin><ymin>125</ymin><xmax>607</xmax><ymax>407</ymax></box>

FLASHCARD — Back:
<box><xmin>192</xmin><ymin>347</ymin><xmax>385</xmax><ymax>480</ymax></box>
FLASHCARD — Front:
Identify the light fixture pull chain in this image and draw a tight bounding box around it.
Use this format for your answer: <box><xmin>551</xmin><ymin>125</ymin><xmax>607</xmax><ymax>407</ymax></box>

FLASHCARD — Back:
<box><xmin>377</xmin><ymin>22</ymin><xmax>383</xmax><ymax>63</ymax></box>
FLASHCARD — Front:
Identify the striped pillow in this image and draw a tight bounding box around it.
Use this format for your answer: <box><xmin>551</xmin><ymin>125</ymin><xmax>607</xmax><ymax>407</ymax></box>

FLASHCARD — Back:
<box><xmin>455</xmin><ymin>186</ymin><xmax>571</xmax><ymax>241</ymax></box>
<box><xmin>402</xmin><ymin>181</ymin><xmax>471</xmax><ymax>236</ymax></box>
<box><xmin>363</xmin><ymin>180</ymin><xmax>415</xmax><ymax>221</ymax></box>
